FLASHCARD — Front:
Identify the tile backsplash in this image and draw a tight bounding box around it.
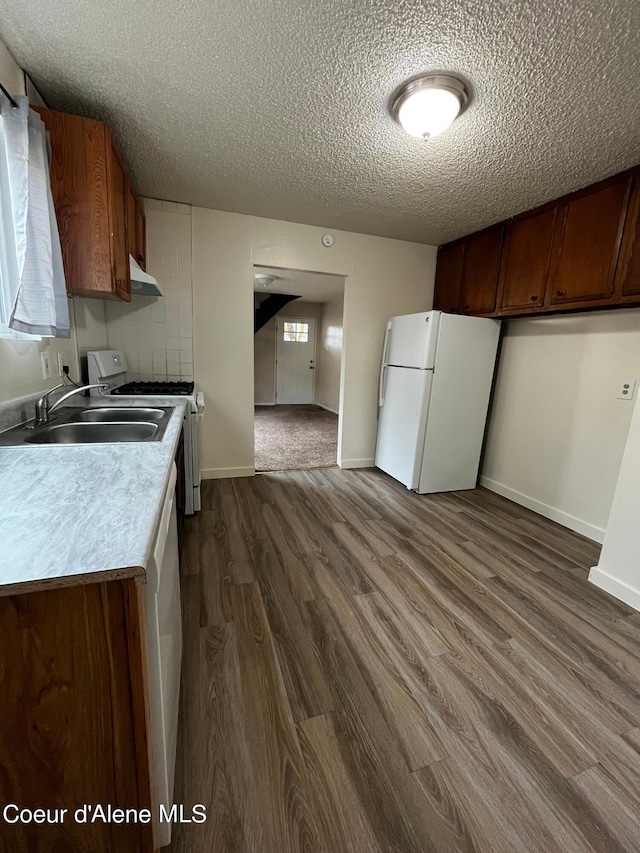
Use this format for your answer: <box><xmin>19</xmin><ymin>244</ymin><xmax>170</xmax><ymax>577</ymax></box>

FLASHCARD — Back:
<box><xmin>105</xmin><ymin>200</ymin><xmax>193</xmax><ymax>382</ymax></box>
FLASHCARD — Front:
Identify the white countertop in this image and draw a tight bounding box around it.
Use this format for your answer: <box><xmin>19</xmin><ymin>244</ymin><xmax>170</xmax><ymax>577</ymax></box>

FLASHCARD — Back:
<box><xmin>0</xmin><ymin>399</ymin><xmax>186</xmax><ymax>595</ymax></box>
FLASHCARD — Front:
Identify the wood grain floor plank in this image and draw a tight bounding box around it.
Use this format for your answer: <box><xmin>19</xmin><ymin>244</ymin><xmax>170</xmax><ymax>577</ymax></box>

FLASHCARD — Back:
<box><xmin>198</xmin><ymin>510</ymin><xmax>233</xmax><ymax>628</ymax></box>
<box><xmin>312</xmin><ymin>565</ymin><xmax>448</xmax><ymax>771</ymax></box>
<box><xmin>297</xmin><ymin>712</ymin><xmax>385</xmax><ymax>853</ymax></box>
<box><xmin>306</xmin><ymin>596</ymin><xmax>440</xmax><ymax>852</ymax></box>
<box><xmin>260</xmin><ymin>503</ymin><xmax>320</xmax><ymax>603</ymax></box>
<box><xmin>198</xmin><ymin>583</ymin><xmax>322</xmax><ymax>853</ymax></box>
<box><xmin>172</xmin><ymin>469</ymin><xmax>640</xmax><ymax>852</ymax></box>
<box><xmin>424</xmin><ymin>652</ymin><xmax>625</xmax><ymax>853</ymax></box>
<box><xmin>253</xmin><ymin>547</ymin><xmax>334</xmax><ymax>721</ymax></box>
<box><xmin>412</xmin><ymin>758</ymin><xmax>525</xmax><ymax>853</ymax></box>
<box><xmin>570</xmin><ymin>764</ymin><xmax>640</xmax><ymax>852</ymax></box>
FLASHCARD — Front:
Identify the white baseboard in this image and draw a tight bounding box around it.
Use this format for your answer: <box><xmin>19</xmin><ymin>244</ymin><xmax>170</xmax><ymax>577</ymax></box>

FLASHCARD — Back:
<box><xmin>479</xmin><ymin>476</ymin><xmax>605</xmax><ymax>544</ymax></box>
<box><xmin>588</xmin><ymin>567</ymin><xmax>640</xmax><ymax>612</ymax></box>
<box><xmin>339</xmin><ymin>457</ymin><xmax>375</xmax><ymax>470</ymax></box>
<box><xmin>315</xmin><ymin>402</ymin><xmax>339</xmax><ymax>415</ymax></box>
<box><xmin>255</xmin><ymin>401</ymin><xmax>275</xmax><ymax>406</ymax></box>
<box><xmin>201</xmin><ymin>466</ymin><xmax>255</xmax><ymax>480</ymax></box>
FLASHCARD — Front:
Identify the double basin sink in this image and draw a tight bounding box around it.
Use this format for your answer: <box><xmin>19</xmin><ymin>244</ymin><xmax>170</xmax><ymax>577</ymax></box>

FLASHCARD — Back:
<box><xmin>0</xmin><ymin>407</ymin><xmax>173</xmax><ymax>446</ymax></box>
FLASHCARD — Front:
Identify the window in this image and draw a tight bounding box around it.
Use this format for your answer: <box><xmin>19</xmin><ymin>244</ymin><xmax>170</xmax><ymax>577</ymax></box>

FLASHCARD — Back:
<box><xmin>283</xmin><ymin>322</ymin><xmax>309</xmax><ymax>342</ymax></box>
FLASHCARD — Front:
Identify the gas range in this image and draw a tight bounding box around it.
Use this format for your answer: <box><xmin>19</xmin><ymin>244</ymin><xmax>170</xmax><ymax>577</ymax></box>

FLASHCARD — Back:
<box><xmin>87</xmin><ymin>350</ymin><xmax>204</xmax><ymax>514</ymax></box>
<box><xmin>111</xmin><ymin>380</ymin><xmax>195</xmax><ymax>396</ymax></box>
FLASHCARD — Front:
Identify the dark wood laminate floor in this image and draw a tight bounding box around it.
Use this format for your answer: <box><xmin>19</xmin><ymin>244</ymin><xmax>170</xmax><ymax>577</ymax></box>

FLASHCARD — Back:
<box><xmin>170</xmin><ymin>468</ymin><xmax>640</xmax><ymax>853</ymax></box>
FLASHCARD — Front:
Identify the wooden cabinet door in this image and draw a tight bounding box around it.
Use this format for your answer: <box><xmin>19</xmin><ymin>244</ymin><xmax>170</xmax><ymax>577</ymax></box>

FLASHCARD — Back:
<box><xmin>126</xmin><ymin>181</ymin><xmax>147</xmax><ymax>271</ymax></box>
<box><xmin>135</xmin><ymin>199</ymin><xmax>147</xmax><ymax>270</ymax></box>
<box><xmin>34</xmin><ymin>107</ymin><xmax>113</xmax><ymax>297</ymax></box>
<box><xmin>126</xmin><ymin>178</ymin><xmax>137</xmax><ymax>262</ymax></box>
<box><xmin>458</xmin><ymin>226</ymin><xmax>502</xmax><ymax>315</ymax></box>
<box><xmin>498</xmin><ymin>206</ymin><xmax>557</xmax><ymax>312</ymax></box>
<box><xmin>433</xmin><ymin>243</ymin><xmax>464</xmax><ymax>312</ymax></box>
<box><xmin>106</xmin><ymin>138</ymin><xmax>131</xmax><ymax>302</ymax></box>
<box><xmin>547</xmin><ymin>176</ymin><xmax>632</xmax><ymax>306</ymax></box>
<box><xmin>614</xmin><ymin>175</ymin><xmax>640</xmax><ymax>299</ymax></box>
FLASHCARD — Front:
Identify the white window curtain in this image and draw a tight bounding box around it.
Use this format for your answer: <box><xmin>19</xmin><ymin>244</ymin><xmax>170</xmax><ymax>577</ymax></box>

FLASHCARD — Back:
<box><xmin>0</xmin><ymin>94</ymin><xmax>70</xmax><ymax>338</ymax></box>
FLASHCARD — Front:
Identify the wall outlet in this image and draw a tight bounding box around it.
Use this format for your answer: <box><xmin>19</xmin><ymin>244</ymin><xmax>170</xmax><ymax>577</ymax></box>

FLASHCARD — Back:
<box><xmin>618</xmin><ymin>379</ymin><xmax>637</xmax><ymax>401</ymax></box>
<box><xmin>56</xmin><ymin>352</ymin><xmax>65</xmax><ymax>377</ymax></box>
<box><xmin>40</xmin><ymin>352</ymin><xmax>51</xmax><ymax>380</ymax></box>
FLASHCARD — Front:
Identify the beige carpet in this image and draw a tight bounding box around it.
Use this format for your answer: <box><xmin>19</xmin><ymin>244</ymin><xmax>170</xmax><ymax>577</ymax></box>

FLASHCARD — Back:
<box><xmin>254</xmin><ymin>405</ymin><xmax>338</xmax><ymax>472</ymax></box>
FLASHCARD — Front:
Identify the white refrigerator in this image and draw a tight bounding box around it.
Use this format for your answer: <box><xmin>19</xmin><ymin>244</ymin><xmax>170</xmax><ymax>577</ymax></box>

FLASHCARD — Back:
<box><xmin>375</xmin><ymin>311</ymin><xmax>501</xmax><ymax>493</ymax></box>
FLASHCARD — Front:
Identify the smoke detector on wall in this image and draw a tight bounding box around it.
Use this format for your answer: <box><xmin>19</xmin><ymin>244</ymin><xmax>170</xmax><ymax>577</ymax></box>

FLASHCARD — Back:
<box><xmin>254</xmin><ymin>274</ymin><xmax>276</xmax><ymax>288</ymax></box>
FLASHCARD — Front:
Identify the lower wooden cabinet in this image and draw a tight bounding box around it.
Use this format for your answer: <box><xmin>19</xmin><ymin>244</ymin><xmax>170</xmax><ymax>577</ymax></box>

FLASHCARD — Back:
<box><xmin>0</xmin><ymin>579</ymin><xmax>154</xmax><ymax>852</ymax></box>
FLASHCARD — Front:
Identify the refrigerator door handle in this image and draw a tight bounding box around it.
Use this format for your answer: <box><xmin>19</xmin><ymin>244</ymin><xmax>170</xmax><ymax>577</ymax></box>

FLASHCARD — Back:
<box><xmin>382</xmin><ymin>325</ymin><xmax>391</xmax><ymax>365</ymax></box>
<box><xmin>379</xmin><ymin>363</ymin><xmax>387</xmax><ymax>407</ymax></box>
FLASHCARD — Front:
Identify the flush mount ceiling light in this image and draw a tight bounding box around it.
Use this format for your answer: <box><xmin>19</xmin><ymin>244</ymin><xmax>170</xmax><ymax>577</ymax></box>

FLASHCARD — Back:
<box><xmin>254</xmin><ymin>274</ymin><xmax>276</xmax><ymax>288</ymax></box>
<box><xmin>391</xmin><ymin>74</ymin><xmax>469</xmax><ymax>141</ymax></box>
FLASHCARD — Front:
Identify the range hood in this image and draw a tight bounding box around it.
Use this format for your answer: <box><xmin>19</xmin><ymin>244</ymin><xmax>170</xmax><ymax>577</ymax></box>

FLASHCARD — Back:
<box><xmin>129</xmin><ymin>256</ymin><xmax>163</xmax><ymax>297</ymax></box>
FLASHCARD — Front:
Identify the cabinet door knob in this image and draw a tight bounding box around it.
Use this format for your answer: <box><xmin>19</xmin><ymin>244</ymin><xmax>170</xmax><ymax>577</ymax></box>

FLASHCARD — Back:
<box><xmin>557</xmin><ymin>289</ymin><xmax>565</xmax><ymax>297</ymax></box>
<box><xmin>531</xmin><ymin>295</ymin><xmax>538</xmax><ymax>301</ymax></box>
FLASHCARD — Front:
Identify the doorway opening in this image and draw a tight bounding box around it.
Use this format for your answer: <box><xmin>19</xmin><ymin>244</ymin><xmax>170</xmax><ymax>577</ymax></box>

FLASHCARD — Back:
<box><xmin>253</xmin><ymin>265</ymin><xmax>345</xmax><ymax>472</ymax></box>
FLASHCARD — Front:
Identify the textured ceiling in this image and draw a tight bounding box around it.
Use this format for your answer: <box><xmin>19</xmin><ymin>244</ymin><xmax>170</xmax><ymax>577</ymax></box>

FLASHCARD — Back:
<box><xmin>254</xmin><ymin>266</ymin><xmax>345</xmax><ymax>303</ymax></box>
<box><xmin>1</xmin><ymin>1</ymin><xmax>640</xmax><ymax>244</ymax></box>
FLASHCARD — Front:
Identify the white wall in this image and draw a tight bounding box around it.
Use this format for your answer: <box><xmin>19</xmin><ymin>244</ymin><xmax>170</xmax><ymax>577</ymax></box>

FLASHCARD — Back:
<box><xmin>105</xmin><ymin>200</ymin><xmax>193</xmax><ymax>382</ymax></box>
<box><xmin>0</xmin><ymin>40</ymin><xmax>81</xmax><ymax>403</ymax></box>
<box><xmin>315</xmin><ymin>292</ymin><xmax>344</xmax><ymax>414</ymax></box>
<box><xmin>193</xmin><ymin>208</ymin><xmax>436</xmax><ymax>478</ymax></box>
<box><xmin>589</xmin><ymin>394</ymin><xmax>640</xmax><ymax>610</ymax></box>
<box><xmin>481</xmin><ymin>309</ymin><xmax>640</xmax><ymax>542</ymax></box>
<box><xmin>73</xmin><ymin>299</ymin><xmax>108</xmax><ymax>364</ymax></box>
<box><xmin>254</xmin><ymin>301</ymin><xmax>324</xmax><ymax>405</ymax></box>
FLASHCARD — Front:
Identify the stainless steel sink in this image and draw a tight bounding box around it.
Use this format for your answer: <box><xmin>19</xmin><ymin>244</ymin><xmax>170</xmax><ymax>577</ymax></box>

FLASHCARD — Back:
<box><xmin>24</xmin><ymin>421</ymin><xmax>159</xmax><ymax>444</ymax></box>
<box><xmin>0</xmin><ymin>405</ymin><xmax>174</xmax><ymax>446</ymax></box>
<box><xmin>78</xmin><ymin>407</ymin><xmax>167</xmax><ymax>422</ymax></box>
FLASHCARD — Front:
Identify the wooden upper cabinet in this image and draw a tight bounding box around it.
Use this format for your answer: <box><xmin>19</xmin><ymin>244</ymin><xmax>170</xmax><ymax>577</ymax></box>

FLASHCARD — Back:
<box><xmin>498</xmin><ymin>206</ymin><xmax>557</xmax><ymax>312</ymax></box>
<box><xmin>546</xmin><ymin>175</ymin><xmax>632</xmax><ymax>307</ymax></box>
<box><xmin>126</xmin><ymin>179</ymin><xmax>147</xmax><ymax>271</ymax></box>
<box><xmin>135</xmin><ymin>200</ymin><xmax>147</xmax><ymax>270</ymax></box>
<box><xmin>34</xmin><ymin>106</ymin><xmax>133</xmax><ymax>301</ymax></box>
<box><xmin>433</xmin><ymin>242</ymin><xmax>464</xmax><ymax>312</ymax></box>
<box><xmin>107</xmin><ymin>141</ymin><xmax>130</xmax><ymax>302</ymax></box>
<box><xmin>458</xmin><ymin>226</ymin><xmax>503</xmax><ymax>315</ymax></box>
<box><xmin>614</xmin><ymin>174</ymin><xmax>640</xmax><ymax>299</ymax></box>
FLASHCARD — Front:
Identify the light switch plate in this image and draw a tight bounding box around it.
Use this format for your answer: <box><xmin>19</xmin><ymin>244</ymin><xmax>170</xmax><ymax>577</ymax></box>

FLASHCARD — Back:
<box><xmin>618</xmin><ymin>379</ymin><xmax>637</xmax><ymax>401</ymax></box>
<box><xmin>56</xmin><ymin>352</ymin><xmax>65</xmax><ymax>377</ymax></box>
<box><xmin>40</xmin><ymin>352</ymin><xmax>51</xmax><ymax>380</ymax></box>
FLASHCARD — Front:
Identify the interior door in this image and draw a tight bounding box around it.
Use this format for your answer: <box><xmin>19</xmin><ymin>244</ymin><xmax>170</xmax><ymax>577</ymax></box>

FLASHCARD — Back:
<box><xmin>276</xmin><ymin>317</ymin><xmax>317</xmax><ymax>404</ymax></box>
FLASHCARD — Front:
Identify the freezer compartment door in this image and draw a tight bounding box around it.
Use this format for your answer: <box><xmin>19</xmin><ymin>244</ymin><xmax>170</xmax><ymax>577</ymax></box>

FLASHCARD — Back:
<box><xmin>386</xmin><ymin>312</ymin><xmax>439</xmax><ymax>369</ymax></box>
<box><xmin>375</xmin><ymin>366</ymin><xmax>432</xmax><ymax>489</ymax></box>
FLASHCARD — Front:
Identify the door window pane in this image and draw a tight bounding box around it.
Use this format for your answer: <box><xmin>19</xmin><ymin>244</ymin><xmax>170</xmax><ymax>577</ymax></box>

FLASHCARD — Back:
<box><xmin>283</xmin><ymin>322</ymin><xmax>309</xmax><ymax>342</ymax></box>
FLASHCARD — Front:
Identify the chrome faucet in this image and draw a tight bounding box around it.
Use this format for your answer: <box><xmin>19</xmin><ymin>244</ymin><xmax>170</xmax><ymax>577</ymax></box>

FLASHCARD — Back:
<box><xmin>34</xmin><ymin>383</ymin><xmax>109</xmax><ymax>427</ymax></box>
